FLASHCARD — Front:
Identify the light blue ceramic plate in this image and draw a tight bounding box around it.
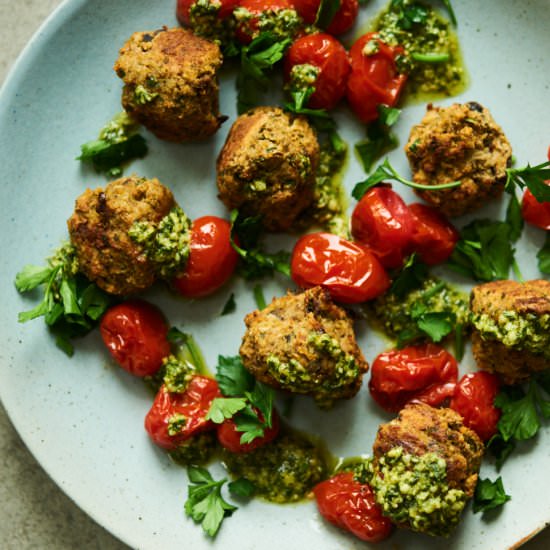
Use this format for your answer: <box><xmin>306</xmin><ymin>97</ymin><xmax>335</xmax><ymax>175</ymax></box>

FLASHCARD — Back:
<box><xmin>1</xmin><ymin>1</ymin><xmax>549</xmax><ymax>549</ymax></box>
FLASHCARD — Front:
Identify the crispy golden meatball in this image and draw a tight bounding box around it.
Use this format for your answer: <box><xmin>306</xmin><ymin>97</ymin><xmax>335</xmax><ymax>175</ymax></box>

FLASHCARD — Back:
<box><xmin>405</xmin><ymin>102</ymin><xmax>512</xmax><ymax>217</ymax></box>
<box><xmin>470</xmin><ymin>279</ymin><xmax>550</xmax><ymax>384</ymax></box>
<box><xmin>114</xmin><ymin>27</ymin><xmax>224</xmax><ymax>142</ymax></box>
<box><xmin>67</xmin><ymin>176</ymin><xmax>190</xmax><ymax>295</ymax></box>
<box><xmin>371</xmin><ymin>403</ymin><xmax>484</xmax><ymax>537</ymax></box>
<box><xmin>216</xmin><ymin>106</ymin><xmax>320</xmax><ymax>232</ymax></box>
<box><xmin>239</xmin><ymin>286</ymin><xmax>368</xmax><ymax>408</ymax></box>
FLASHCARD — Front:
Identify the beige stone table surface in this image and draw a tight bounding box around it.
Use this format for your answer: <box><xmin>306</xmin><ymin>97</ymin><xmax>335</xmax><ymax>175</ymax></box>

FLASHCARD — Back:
<box><xmin>0</xmin><ymin>1</ymin><xmax>549</xmax><ymax>549</ymax></box>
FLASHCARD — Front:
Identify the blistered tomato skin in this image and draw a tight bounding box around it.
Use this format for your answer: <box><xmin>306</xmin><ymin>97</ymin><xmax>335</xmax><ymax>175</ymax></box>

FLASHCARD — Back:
<box><xmin>173</xmin><ymin>216</ymin><xmax>238</xmax><ymax>298</ymax></box>
<box><xmin>144</xmin><ymin>376</ymin><xmax>221</xmax><ymax>450</ymax></box>
<box><xmin>351</xmin><ymin>186</ymin><xmax>414</xmax><ymax>269</ymax></box>
<box><xmin>284</xmin><ymin>33</ymin><xmax>350</xmax><ymax>110</ymax></box>
<box><xmin>176</xmin><ymin>0</ymin><xmax>238</xmax><ymax>25</ymax></box>
<box><xmin>369</xmin><ymin>344</ymin><xmax>459</xmax><ymax>413</ymax></box>
<box><xmin>450</xmin><ymin>372</ymin><xmax>501</xmax><ymax>442</ymax></box>
<box><xmin>291</xmin><ymin>232</ymin><xmax>390</xmax><ymax>304</ymax></box>
<box><xmin>314</xmin><ymin>472</ymin><xmax>393</xmax><ymax>543</ymax></box>
<box><xmin>521</xmin><ymin>189</ymin><xmax>550</xmax><ymax>230</ymax></box>
<box><xmin>408</xmin><ymin>203</ymin><xmax>459</xmax><ymax>265</ymax></box>
<box><xmin>346</xmin><ymin>32</ymin><xmax>407</xmax><ymax>123</ymax></box>
<box><xmin>292</xmin><ymin>0</ymin><xmax>358</xmax><ymax>35</ymax></box>
<box><xmin>217</xmin><ymin>408</ymin><xmax>280</xmax><ymax>453</ymax></box>
<box><xmin>99</xmin><ymin>300</ymin><xmax>171</xmax><ymax>377</ymax></box>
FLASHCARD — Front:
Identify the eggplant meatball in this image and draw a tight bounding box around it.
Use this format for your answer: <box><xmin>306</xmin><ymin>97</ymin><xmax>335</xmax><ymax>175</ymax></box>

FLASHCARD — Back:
<box><xmin>470</xmin><ymin>279</ymin><xmax>550</xmax><ymax>384</ymax></box>
<box><xmin>405</xmin><ymin>102</ymin><xmax>512</xmax><ymax>217</ymax></box>
<box><xmin>67</xmin><ymin>176</ymin><xmax>191</xmax><ymax>295</ymax></box>
<box><xmin>216</xmin><ymin>106</ymin><xmax>320</xmax><ymax>232</ymax></box>
<box><xmin>239</xmin><ymin>286</ymin><xmax>368</xmax><ymax>408</ymax></box>
<box><xmin>114</xmin><ymin>27</ymin><xmax>224</xmax><ymax>142</ymax></box>
<box><xmin>371</xmin><ymin>403</ymin><xmax>484</xmax><ymax>537</ymax></box>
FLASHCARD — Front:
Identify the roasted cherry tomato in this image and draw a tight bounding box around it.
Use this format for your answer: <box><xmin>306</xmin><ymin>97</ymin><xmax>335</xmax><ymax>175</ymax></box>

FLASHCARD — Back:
<box><xmin>217</xmin><ymin>408</ymin><xmax>280</xmax><ymax>453</ymax></box>
<box><xmin>407</xmin><ymin>203</ymin><xmax>459</xmax><ymax>265</ymax></box>
<box><xmin>291</xmin><ymin>232</ymin><xmax>390</xmax><ymax>303</ymax></box>
<box><xmin>521</xmin><ymin>188</ymin><xmax>550</xmax><ymax>230</ymax></box>
<box><xmin>99</xmin><ymin>300</ymin><xmax>171</xmax><ymax>377</ymax></box>
<box><xmin>351</xmin><ymin>186</ymin><xmax>414</xmax><ymax>269</ymax></box>
<box><xmin>346</xmin><ymin>32</ymin><xmax>407</xmax><ymax>123</ymax></box>
<box><xmin>173</xmin><ymin>216</ymin><xmax>238</xmax><ymax>298</ymax></box>
<box><xmin>314</xmin><ymin>472</ymin><xmax>393</xmax><ymax>543</ymax></box>
<box><xmin>284</xmin><ymin>33</ymin><xmax>350</xmax><ymax>110</ymax></box>
<box><xmin>450</xmin><ymin>372</ymin><xmax>501</xmax><ymax>442</ymax></box>
<box><xmin>176</xmin><ymin>0</ymin><xmax>238</xmax><ymax>25</ymax></box>
<box><xmin>292</xmin><ymin>0</ymin><xmax>358</xmax><ymax>35</ymax></box>
<box><xmin>234</xmin><ymin>0</ymin><xmax>299</xmax><ymax>44</ymax></box>
<box><xmin>144</xmin><ymin>376</ymin><xmax>221</xmax><ymax>450</ymax></box>
<box><xmin>369</xmin><ymin>344</ymin><xmax>458</xmax><ymax>413</ymax></box>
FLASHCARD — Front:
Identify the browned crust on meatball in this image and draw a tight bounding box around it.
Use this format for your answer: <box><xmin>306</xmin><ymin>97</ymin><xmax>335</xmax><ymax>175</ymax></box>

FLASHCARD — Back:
<box><xmin>114</xmin><ymin>27</ymin><xmax>223</xmax><ymax>142</ymax></box>
<box><xmin>67</xmin><ymin>176</ymin><xmax>175</xmax><ymax>295</ymax></box>
<box><xmin>216</xmin><ymin>106</ymin><xmax>320</xmax><ymax>232</ymax></box>
<box><xmin>470</xmin><ymin>279</ymin><xmax>550</xmax><ymax>319</ymax></box>
<box><xmin>239</xmin><ymin>286</ymin><xmax>368</xmax><ymax>406</ymax></box>
<box><xmin>405</xmin><ymin>102</ymin><xmax>512</xmax><ymax>217</ymax></box>
<box><xmin>471</xmin><ymin>330</ymin><xmax>549</xmax><ymax>385</ymax></box>
<box><xmin>373</xmin><ymin>403</ymin><xmax>484</xmax><ymax>497</ymax></box>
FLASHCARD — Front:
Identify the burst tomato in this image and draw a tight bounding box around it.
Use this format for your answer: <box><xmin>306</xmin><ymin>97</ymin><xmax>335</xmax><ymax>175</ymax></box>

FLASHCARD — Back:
<box><xmin>234</xmin><ymin>0</ymin><xmax>298</xmax><ymax>44</ymax></box>
<box><xmin>144</xmin><ymin>376</ymin><xmax>221</xmax><ymax>450</ymax></box>
<box><xmin>351</xmin><ymin>186</ymin><xmax>414</xmax><ymax>269</ymax></box>
<box><xmin>346</xmin><ymin>32</ymin><xmax>407</xmax><ymax>123</ymax></box>
<box><xmin>173</xmin><ymin>216</ymin><xmax>238</xmax><ymax>298</ymax></box>
<box><xmin>521</xmin><ymin>188</ymin><xmax>550</xmax><ymax>230</ymax></box>
<box><xmin>369</xmin><ymin>344</ymin><xmax>458</xmax><ymax>413</ymax></box>
<box><xmin>99</xmin><ymin>300</ymin><xmax>171</xmax><ymax>377</ymax></box>
<box><xmin>408</xmin><ymin>203</ymin><xmax>459</xmax><ymax>265</ymax></box>
<box><xmin>292</xmin><ymin>0</ymin><xmax>358</xmax><ymax>35</ymax></box>
<box><xmin>176</xmin><ymin>0</ymin><xmax>238</xmax><ymax>25</ymax></box>
<box><xmin>314</xmin><ymin>472</ymin><xmax>393</xmax><ymax>543</ymax></box>
<box><xmin>450</xmin><ymin>372</ymin><xmax>501</xmax><ymax>442</ymax></box>
<box><xmin>284</xmin><ymin>33</ymin><xmax>350</xmax><ymax>110</ymax></box>
<box><xmin>217</xmin><ymin>408</ymin><xmax>280</xmax><ymax>453</ymax></box>
<box><xmin>291</xmin><ymin>232</ymin><xmax>390</xmax><ymax>303</ymax></box>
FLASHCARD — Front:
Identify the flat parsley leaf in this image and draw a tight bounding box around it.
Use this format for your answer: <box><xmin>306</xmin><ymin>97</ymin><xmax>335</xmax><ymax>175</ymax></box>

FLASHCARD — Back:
<box><xmin>228</xmin><ymin>478</ymin><xmax>256</xmax><ymax>498</ymax></box>
<box><xmin>229</xmin><ymin>210</ymin><xmax>291</xmax><ymax>280</ymax></box>
<box><xmin>185</xmin><ymin>467</ymin><xmax>237</xmax><ymax>538</ymax></box>
<box><xmin>355</xmin><ymin>106</ymin><xmax>401</xmax><ymax>174</ymax></box>
<box><xmin>215</xmin><ymin>355</ymin><xmax>255</xmax><ymax>397</ymax></box>
<box><xmin>315</xmin><ymin>0</ymin><xmax>341</xmax><ymax>29</ymax></box>
<box><xmin>446</xmin><ymin>220</ymin><xmax>515</xmax><ymax>281</ymax></box>
<box><xmin>473</xmin><ymin>477</ymin><xmax>511</xmax><ymax>514</ymax></box>
<box><xmin>505</xmin><ymin>160</ymin><xmax>550</xmax><ymax>203</ymax></box>
<box><xmin>206</xmin><ymin>397</ymin><xmax>248</xmax><ymax>424</ymax></box>
<box><xmin>389</xmin><ymin>253</ymin><xmax>428</xmax><ymax>299</ymax></box>
<box><xmin>220</xmin><ymin>293</ymin><xmax>236</xmax><ymax>316</ymax></box>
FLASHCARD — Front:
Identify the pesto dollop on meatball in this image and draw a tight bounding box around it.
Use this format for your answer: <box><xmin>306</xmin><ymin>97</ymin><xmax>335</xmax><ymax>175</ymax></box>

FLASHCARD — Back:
<box><xmin>114</xmin><ymin>27</ymin><xmax>224</xmax><ymax>142</ymax></box>
<box><xmin>216</xmin><ymin>106</ymin><xmax>320</xmax><ymax>232</ymax></box>
<box><xmin>470</xmin><ymin>279</ymin><xmax>550</xmax><ymax>384</ymax></box>
<box><xmin>239</xmin><ymin>286</ymin><xmax>368</xmax><ymax>408</ymax></box>
<box><xmin>405</xmin><ymin>102</ymin><xmax>512</xmax><ymax>217</ymax></box>
<box><xmin>371</xmin><ymin>403</ymin><xmax>484</xmax><ymax>537</ymax></box>
<box><xmin>67</xmin><ymin>176</ymin><xmax>191</xmax><ymax>295</ymax></box>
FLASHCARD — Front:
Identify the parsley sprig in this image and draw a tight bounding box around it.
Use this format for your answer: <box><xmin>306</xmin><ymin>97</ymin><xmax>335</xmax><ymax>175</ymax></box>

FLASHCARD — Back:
<box><xmin>355</xmin><ymin>106</ymin><xmax>401</xmax><ymax>174</ymax></box>
<box><xmin>351</xmin><ymin>157</ymin><xmax>461</xmax><ymax>201</ymax></box>
<box><xmin>14</xmin><ymin>242</ymin><xmax>113</xmax><ymax>356</ymax></box>
<box><xmin>473</xmin><ymin>477</ymin><xmax>511</xmax><ymax>513</ymax></box>
<box><xmin>184</xmin><ymin>466</ymin><xmax>238</xmax><ymax>537</ymax></box>
<box><xmin>230</xmin><ymin>210</ymin><xmax>291</xmax><ymax>280</ymax></box>
<box><xmin>237</xmin><ymin>33</ymin><xmax>292</xmax><ymax>114</ymax></box>
<box><xmin>206</xmin><ymin>355</ymin><xmax>275</xmax><ymax>445</ymax></box>
<box><xmin>488</xmin><ymin>377</ymin><xmax>550</xmax><ymax>469</ymax></box>
<box><xmin>537</xmin><ymin>233</ymin><xmax>550</xmax><ymax>275</ymax></box>
<box><xmin>505</xmin><ymin>160</ymin><xmax>550</xmax><ymax>203</ymax></box>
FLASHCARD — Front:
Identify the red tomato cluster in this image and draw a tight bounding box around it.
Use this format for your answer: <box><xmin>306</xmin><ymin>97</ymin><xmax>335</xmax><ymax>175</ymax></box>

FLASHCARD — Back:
<box><xmin>100</xmin><ymin>300</ymin><xmax>171</xmax><ymax>377</ymax></box>
<box><xmin>369</xmin><ymin>344</ymin><xmax>459</xmax><ymax>413</ymax></box>
<box><xmin>145</xmin><ymin>376</ymin><xmax>221</xmax><ymax>449</ymax></box>
<box><xmin>351</xmin><ymin>186</ymin><xmax>459</xmax><ymax>269</ymax></box>
<box><xmin>450</xmin><ymin>372</ymin><xmax>501</xmax><ymax>442</ymax></box>
<box><xmin>290</xmin><ymin>232</ymin><xmax>390</xmax><ymax>303</ymax></box>
<box><xmin>314</xmin><ymin>472</ymin><xmax>393</xmax><ymax>543</ymax></box>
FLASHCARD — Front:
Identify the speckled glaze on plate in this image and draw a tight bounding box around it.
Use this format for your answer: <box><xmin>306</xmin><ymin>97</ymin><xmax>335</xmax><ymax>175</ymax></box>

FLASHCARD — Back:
<box><xmin>0</xmin><ymin>1</ymin><xmax>549</xmax><ymax>549</ymax></box>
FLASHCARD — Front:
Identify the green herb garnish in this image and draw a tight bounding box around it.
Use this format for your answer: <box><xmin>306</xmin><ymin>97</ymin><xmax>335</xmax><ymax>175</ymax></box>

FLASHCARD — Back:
<box><xmin>473</xmin><ymin>477</ymin><xmax>511</xmax><ymax>513</ymax></box>
<box><xmin>537</xmin><ymin>233</ymin><xmax>550</xmax><ymax>274</ymax></box>
<box><xmin>184</xmin><ymin>466</ymin><xmax>237</xmax><ymax>537</ymax></box>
